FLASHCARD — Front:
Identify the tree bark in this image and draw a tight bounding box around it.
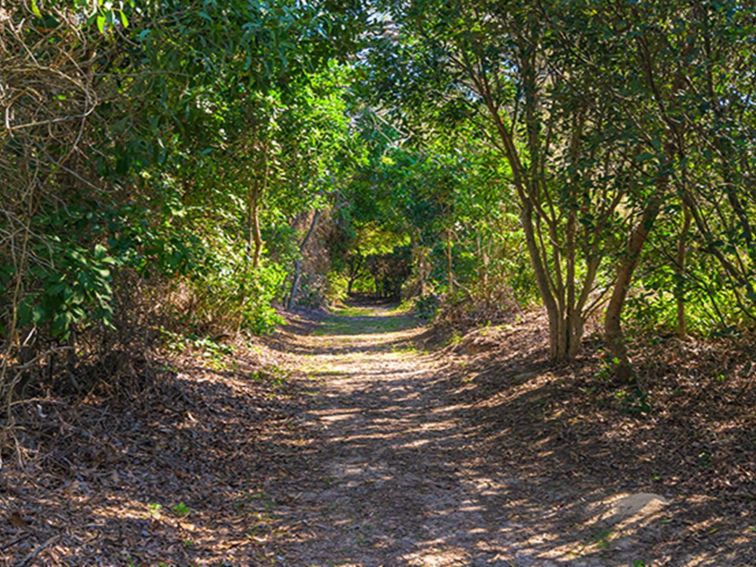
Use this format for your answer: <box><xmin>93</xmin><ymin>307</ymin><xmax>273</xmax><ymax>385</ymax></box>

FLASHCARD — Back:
<box><xmin>604</xmin><ymin>191</ymin><xmax>662</xmax><ymax>382</ymax></box>
<box><xmin>247</xmin><ymin>185</ymin><xmax>263</xmax><ymax>269</ymax></box>
<box><xmin>287</xmin><ymin>209</ymin><xmax>322</xmax><ymax>309</ymax></box>
<box><xmin>477</xmin><ymin>233</ymin><xmax>489</xmax><ymax>288</ymax></box>
<box><xmin>347</xmin><ymin>255</ymin><xmax>363</xmax><ymax>295</ymax></box>
<box><xmin>446</xmin><ymin>228</ymin><xmax>454</xmax><ymax>294</ymax></box>
<box><xmin>676</xmin><ymin>203</ymin><xmax>692</xmax><ymax>338</ymax></box>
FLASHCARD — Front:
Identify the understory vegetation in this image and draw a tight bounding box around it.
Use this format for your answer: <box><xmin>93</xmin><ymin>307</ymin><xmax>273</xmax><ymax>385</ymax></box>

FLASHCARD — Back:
<box><xmin>1</xmin><ymin>0</ymin><xmax>753</xmax><ymax>472</ymax></box>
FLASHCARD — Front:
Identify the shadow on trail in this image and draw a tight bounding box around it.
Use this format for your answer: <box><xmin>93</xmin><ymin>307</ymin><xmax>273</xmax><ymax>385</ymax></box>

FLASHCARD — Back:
<box><xmin>267</xmin><ymin>307</ymin><xmax>597</xmax><ymax>565</ymax></box>
<box><xmin>268</xmin><ymin>305</ymin><xmax>752</xmax><ymax>566</ymax></box>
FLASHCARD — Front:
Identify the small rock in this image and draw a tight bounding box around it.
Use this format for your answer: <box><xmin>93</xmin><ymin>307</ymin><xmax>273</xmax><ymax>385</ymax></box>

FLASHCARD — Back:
<box><xmin>607</xmin><ymin>492</ymin><xmax>669</xmax><ymax>524</ymax></box>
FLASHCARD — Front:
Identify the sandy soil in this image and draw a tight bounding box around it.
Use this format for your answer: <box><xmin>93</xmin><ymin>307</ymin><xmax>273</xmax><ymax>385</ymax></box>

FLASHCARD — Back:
<box><xmin>271</xmin><ymin>305</ymin><xmax>530</xmax><ymax>566</ymax></box>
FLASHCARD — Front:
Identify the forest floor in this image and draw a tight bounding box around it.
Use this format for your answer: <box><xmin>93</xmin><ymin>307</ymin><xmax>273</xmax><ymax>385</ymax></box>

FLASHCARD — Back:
<box><xmin>1</xmin><ymin>302</ymin><xmax>753</xmax><ymax>565</ymax></box>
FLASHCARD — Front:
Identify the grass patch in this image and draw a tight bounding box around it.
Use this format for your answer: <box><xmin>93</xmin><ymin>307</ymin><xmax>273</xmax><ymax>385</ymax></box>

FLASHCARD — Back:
<box><xmin>313</xmin><ymin>308</ymin><xmax>418</xmax><ymax>336</ymax></box>
<box><xmin>332</xmin><ymin>306</ymin><xmax>374</xmax><ymax>317</ymax></box>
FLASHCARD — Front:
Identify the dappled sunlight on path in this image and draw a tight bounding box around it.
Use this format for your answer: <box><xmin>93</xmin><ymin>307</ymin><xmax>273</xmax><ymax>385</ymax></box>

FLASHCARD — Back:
<box><xmin>274</xmin><ymin>304</ymin><xmax>517</xmax><ymax>565</ymax></box>
<box><xmin>266</xmin><ymin>304</ymin><xmax>751</xmax><ymax>566</ymax></box>
<box><xmin>270</xmin><ymin>304</ymin><xmax>645</xmax><ymax>566</ymax></box>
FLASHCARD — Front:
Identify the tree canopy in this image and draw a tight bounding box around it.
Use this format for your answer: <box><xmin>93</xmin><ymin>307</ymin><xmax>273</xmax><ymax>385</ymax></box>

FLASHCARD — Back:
<box><xmin>1</xmin><ymin>0</ymin><xmax>753</xmax><ymax>400</ymax></box>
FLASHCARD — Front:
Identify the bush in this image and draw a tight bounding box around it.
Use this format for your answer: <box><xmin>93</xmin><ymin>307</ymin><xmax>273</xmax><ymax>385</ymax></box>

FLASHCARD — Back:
<box><xmin>435</xmin><ymin>281</ymin><xmax>519</xmax><ymax>330</ymax></box>
<box><xmin>325</xmin><ymin>271</ymin><xmax>350</xmax><ymax>304</ymax></box>
<box><xmin>1</xmin><ymin>202</ymin><xmax>200</xmax><ymax>343</ymax></box>
<box><xmin>414</xmin><ymin>294</ymin><xmax>440</xmax><ymax>321</ymax></box>
<box><xmin>187</xmin><ymin>241</ymin><xmax>286</xmax><ymax>335</ymax></box>
<box><xmin>240</xmin><ymin>264</ymin><xmax>286</xmax><ymax>334</ymax></box>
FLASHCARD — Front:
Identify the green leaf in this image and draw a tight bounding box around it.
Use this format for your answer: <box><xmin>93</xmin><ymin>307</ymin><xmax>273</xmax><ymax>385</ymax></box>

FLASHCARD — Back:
<box><xmin>172</xmin><ymin>502</ymin><xmax>191</xmax><ymax>517</ymax></box>
<box><xmin>31</xmin><ymin>0</ymin><xmax>42</xmax><ymax>18</ymax></box>
<box><xmin>636</xmin><ymin>152</ymin><xmax>655</xmax><ymax>163</ymax></box>
<box><xmin>120</xmin><ymin>10</ymin><xmax>129</xmax><ymax>28</ymax></box>
<box><xmin>31</xmin><ymin>305</ymin><xmax>46</xmax><ymax>325</ymax></box>
<box><xmin>96</xmin><ymin>14</ymin><xmax>106</xmax><ymax>34</ymax></box>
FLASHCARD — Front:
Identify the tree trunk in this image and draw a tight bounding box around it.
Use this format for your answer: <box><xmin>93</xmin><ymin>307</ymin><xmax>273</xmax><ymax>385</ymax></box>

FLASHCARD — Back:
<box><xmin>676</xmin><ymin>203</ymin><xmax>692</xmax><ymax>338</ymax></box>
<box><xmin>477</xmin><ymin>233</ymin><xmax>489</xmax><ymax>288</ymax></box>
<box><xmin>246</xmin><ymin>141</ymin><xmax>268</xmax><ymax>271</ymax></box>
<box><xmin>520</xmin><ymin>202</ymin><xmax>566</xmax><ymax>360</ymax></box>
<box><xmin>347</xmin><ymin>262</ymin><xmax>355</xmax><ymax>294</ymax></box>
<box><xmin>347</xmin><ymin>254</ymin><xmax>363</xmax><ymax>295</ymax></box>
<box><xmin>548</xmin><ymin>307</ymin><xmax>584</xmax><ymax>360</ymax></box>
<box><xmin>446</xmin><ymin>228</ymin><xmax>454</xmax><ymax>293</ymax></box>
<box><xmin>288</xmin><ymin>259</ymin><xmax>303</xmax><ymax>308</ymax></box>
<box><xmin>248</xmin><ymin>185</ymin><xmax>263</xmax><ymax>269</ymax></box>
<box><xmin>604</xmin><ymin>193</ymin><xmax>662</xmax><ymax>382</ymax></box>
<box><xmin>287</xmin><ymin>209</ymin><xmax>321</xmax><ymax>309</ymax></box>
<box><xmin>416</xmin><ymin>244</ymin><xmax>430</xmax><ymax>296</ymax></box>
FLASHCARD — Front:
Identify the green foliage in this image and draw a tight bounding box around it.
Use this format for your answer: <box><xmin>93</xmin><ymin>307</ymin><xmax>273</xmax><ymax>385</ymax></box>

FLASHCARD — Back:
<box><xmin>240</xmin><ymin>265</ymin><xmax>287</xmax><ymax>334</ymax></box>
<box><xmin>414</xmin><ymin>295</ymin><xmax>440</xmax><ymax>322</ymax></box>
<box><xmin>171</xmin><ymin>502</ymin><xmax>191</xmax><ymax>517</ymax></box>
<box><xmin>1</xmin><ymin>195</ymin><xmax>209</xmax><ymax>342</ymax></box>
<box><xmin>187</xmin><ymin>242</ymin><xmax>286</xmax><ymax>334</ymax></box>
<box><xmin>325</xmin><ymin>272</ymin><xmax>350</xmax><ymax>304</ymax></box>
<box><xmin>1</xmin><ymin>0</ymin><xmax>752</xmax><ymax>404</ymax></box>
<box><xmin>15</xmin><ymin>240</ymin><xmax>115</xmax><ymax>341</ymax></box>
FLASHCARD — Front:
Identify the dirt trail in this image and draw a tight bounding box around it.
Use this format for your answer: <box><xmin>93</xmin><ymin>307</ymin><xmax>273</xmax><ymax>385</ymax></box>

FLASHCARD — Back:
<box><xmin>2</xmin><ymin>304</ymin><xmax>749</xmax><ymax>565</ymax></box>
<box><xmin>272</xmin><ymin>305</ymin><xmax>594</xmax><ymax>566</ymax></box>
<box><xmin>270</xmin><ymin>305</ymin><xmax>755</xmax><ymax>567</ymax></box>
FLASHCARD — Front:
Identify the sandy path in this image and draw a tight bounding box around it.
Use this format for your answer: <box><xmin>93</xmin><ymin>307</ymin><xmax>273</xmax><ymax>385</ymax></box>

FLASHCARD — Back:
<box><xmin>272</xmin><ymin>306</ymin><xmax>529</xmax><ymax>566</ymax></box>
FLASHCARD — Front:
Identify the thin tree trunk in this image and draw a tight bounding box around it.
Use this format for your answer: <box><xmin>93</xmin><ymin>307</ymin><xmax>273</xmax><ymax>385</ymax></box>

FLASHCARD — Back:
<box><xmin>477</xmin><ymin>233</ymin><xmax>489</xmax><ymax>288</ymax></box>
<box><xmin>564</xmin><ymin>110</ymin><xmax>585</xmax><ymax>358</ymax></box>
<box><xmin>676</xmin><ymin>203</ymin><xmax>692</xmax><ymax>338</ymax></box>
<box><xmin>446</xmin><ymin>228</ymin><xmax>454</xmax><ymax>293</ymax></box>
<box><xmin>246</xmin><ymin>141</ymin><xmax>268</xmax><ymax>271</ymax></box>
<box><xmin>287</xmin><ymin>209</ymin><xmax>322</xmax><ymax>309</ymax></box>
<box><xmin>248</xmin><ymin>185</ymin><xmax>263</xmax><ymax>269</ymax></box>
<box><xmin>604</xmin><ymin>192</ymin><xmax>662</xmax><ymax>382</ymax></box>
<box><xmin>415</xmin><ymin>238</ymin><xmax>430</xmax><ymax>297</ymax></box>
<box><xmin>348</xmin><ymin>255</ymin><xmax>364</xmax><ymax>295</ymax></box>
<box><xmin>288</xmin><ymin>259</ymin><xmax>303</xmax><ymax>309</ymax></box>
